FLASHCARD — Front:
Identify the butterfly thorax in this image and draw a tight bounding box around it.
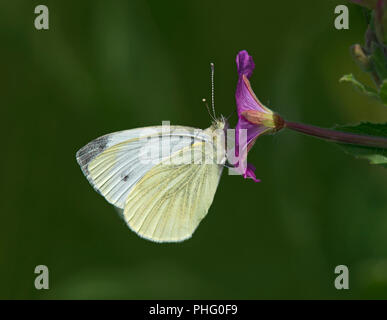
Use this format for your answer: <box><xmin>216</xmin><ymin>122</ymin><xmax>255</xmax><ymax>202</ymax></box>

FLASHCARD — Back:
<box><xmin>201</xmin><ymin>117</ymin><xmax>227</xmax><ymax>166</ymax></box>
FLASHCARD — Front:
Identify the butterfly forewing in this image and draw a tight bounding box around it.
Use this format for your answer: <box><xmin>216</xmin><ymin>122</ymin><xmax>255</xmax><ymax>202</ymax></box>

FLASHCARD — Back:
<box><xmin>76</xmin><ymin>126</ymin><xmax>211</xmax><ymax>209</ymax></box>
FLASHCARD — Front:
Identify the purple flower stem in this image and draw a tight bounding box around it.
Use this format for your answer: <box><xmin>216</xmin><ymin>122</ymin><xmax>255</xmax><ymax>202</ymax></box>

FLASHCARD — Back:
<box><xmin>284</xmin><ymin>121</ymin><xmax>387</xmax><ymax>148</ymax></box>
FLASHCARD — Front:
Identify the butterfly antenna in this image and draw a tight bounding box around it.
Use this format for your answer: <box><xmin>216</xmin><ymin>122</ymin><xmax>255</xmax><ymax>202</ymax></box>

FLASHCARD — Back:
<box><xmin>202</xmin><ymin>98</ymin><xmax>215</xmax><ymax>121</ymax></box>
<box><xmin>210</xmin><ymin>62</ymin><xmax>216</xmax><ymax>119</ymax></box>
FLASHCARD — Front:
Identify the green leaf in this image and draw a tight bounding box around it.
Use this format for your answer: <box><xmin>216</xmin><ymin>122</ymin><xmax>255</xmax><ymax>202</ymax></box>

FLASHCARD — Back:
<box><xmin>335</xmin><ymin>123</ymin><xmax>387</xmax><ymax>168</ymax></box>
<box><xmin>340</xmin><ymin>74</ymin><xmax>379</xmax><ymax>99</ymax></box>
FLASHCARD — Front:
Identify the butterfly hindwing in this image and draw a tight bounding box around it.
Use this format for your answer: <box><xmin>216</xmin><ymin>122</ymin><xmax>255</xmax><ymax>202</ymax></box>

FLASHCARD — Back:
<box><xmin>123</xmin><ymin>141</ymin><xmax>224</xmax><ymax>242</ymax></box>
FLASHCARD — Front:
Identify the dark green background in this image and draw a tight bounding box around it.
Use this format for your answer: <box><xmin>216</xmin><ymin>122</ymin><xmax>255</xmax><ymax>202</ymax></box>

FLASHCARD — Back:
<box><xmin>2</xmin><ymin>0</ymin><xmax>387</xmax><ymax>299</ymax></box>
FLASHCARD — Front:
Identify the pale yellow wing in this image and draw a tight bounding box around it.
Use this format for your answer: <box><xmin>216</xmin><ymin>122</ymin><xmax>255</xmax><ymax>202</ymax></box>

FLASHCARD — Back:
<box><xmin>76</xmin><ymin>126</ymin><xmax>212</xmax><ymax>209</ymax></box>
<box><xmin>123</xmin><ymin>142</ymin><xmax>224</xmax><ymax>242</ymax></box>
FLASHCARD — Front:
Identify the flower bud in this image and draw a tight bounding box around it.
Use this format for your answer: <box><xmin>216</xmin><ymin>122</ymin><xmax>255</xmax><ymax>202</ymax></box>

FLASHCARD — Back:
<box><xmin>351</xmin><ymin>44</ymin><xmax>372</xmax><ymax>71</ymax></box>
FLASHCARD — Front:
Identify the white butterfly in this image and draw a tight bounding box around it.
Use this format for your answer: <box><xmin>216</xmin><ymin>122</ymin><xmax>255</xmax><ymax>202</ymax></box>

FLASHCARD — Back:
<box><xmin>76</xmin><ymin>118</ymin><xmax>227</xmax><ymax>242</ymax></box>
<box><xmin>76</xmin><ymin>63</ymin><xmax>231</xmax><ymax>242</ymax></box>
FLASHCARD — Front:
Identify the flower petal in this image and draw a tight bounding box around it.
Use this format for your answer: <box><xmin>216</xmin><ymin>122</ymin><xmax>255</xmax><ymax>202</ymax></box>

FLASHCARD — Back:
<box><xmin>244</xmin><ymin>163</ymin><xmax>260</xmax><ymax>182</ymax></box>
<box><xmin>234</xmin><ymin>118</ymin><xmax>268</xmax><ymax>183</ymax></box>
<box><xmin>236</xmin><ymin>76</ymin><xmax>269</xmax><ymax>115</ymax></box>
<box><xmin>236</xmin><ymin>50</ymin><xmax>255</xmax><ymax>78</ymax></box>
<box><xmin>235</xmin><ymin>116</ymin><xmax>271</xmax><ymax>154</ymax></box>
<box><xmin>236</xmin><ymin>50</ymin><xmax>272</xmax><ymax>115</ymax></box>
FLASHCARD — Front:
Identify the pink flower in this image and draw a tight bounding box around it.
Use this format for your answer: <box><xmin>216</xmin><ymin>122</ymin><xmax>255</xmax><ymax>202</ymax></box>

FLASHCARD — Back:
<box><xmin>234</xmin><ymin>50</ymin><xmax>282</xmax><ymax>182</ymax></box>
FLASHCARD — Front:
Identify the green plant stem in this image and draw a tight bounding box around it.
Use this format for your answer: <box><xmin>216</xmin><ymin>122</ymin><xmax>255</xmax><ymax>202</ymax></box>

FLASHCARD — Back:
<box><xmin>284</xmin><ymin>121</ymin><xmax>387</xmax><ymax>148</ymax></box>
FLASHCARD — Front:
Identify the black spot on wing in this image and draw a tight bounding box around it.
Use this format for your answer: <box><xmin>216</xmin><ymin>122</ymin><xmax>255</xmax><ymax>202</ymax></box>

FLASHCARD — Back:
<box><xmin>76</xmin><ymin>135</ymin><xmax>109</xmax><ymax>175</ymax></box>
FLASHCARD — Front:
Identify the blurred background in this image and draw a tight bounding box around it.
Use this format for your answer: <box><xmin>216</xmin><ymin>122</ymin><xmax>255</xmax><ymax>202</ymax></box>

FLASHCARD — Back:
<box><xmin>1</xmin><ymin>0</ymin><xmax>387</xmax><ymax>299</ymax></box>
